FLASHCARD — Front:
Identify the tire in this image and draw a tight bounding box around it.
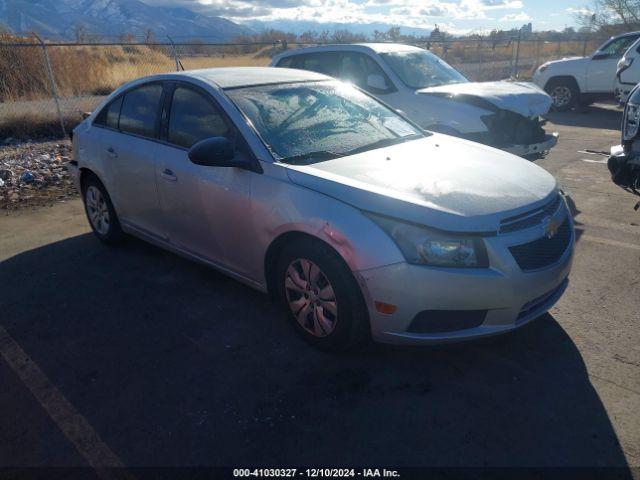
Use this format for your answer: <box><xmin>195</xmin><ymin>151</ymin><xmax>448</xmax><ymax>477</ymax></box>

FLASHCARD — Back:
<box><xmin>276</xmin><ymin>237</ymin><xmax>370</xmax><ymax>351</ymax></box>
<box><xmin>82</xmin><ymin>175</ymin><xmax>125</xmax><ymax>244</ymax></box>
<box><xmin>545</xmin><ymin>79</ymin><xmax>579</xmax><ymax>112</ymax></box>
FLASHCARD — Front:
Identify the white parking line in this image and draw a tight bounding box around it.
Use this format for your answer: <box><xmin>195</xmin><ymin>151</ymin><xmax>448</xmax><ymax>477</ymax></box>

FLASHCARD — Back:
<box><xmin>0</xmin><ymin>325</ymin><xmax>132</xmax><ymax>480</ymax></box>
<box><xmin>581</xmin><ymin>158</ymin><xmax>609</xmax><ymax>164</ymax></box>
<box><xmin>581</xmin><ymin>235</ymin><xmax>640</xmax><ymax>251</ymax></box>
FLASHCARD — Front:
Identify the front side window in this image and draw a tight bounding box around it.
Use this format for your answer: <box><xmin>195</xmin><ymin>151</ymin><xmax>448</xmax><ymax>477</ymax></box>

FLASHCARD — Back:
<box><xmin>598</xmin><ymin>36</ymin><xmax>639</xmax><ymax>57</ymax></box>
<box><xmin>338</xmin><ymin>52</ymin><xmax>391</xmax><ymax>92</ymax></box>
<box><xmin>379</xmin><ymin>50</ymin><xmax>467</xmax><ymax>89</ymax></box>
<box><xmin>119</xmin><ymin>84</ymin><xmax>163</xmax><ymax>138</ymax></box>
<box><xmin>168</xmin><ymin>86</ymin><xmax>230</xmax><ymax>149</ymax></box>
<box><xmin>226</xmin><ymin>81</ymin><xmax>423</xmax><ymax>163</ymax></box>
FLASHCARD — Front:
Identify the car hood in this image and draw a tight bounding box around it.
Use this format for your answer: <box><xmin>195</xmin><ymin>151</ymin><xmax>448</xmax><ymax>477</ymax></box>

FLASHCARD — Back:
<box><xmin>417</xmin><ymin>81</ymin><xmax>552</xmax><ymax>117</ymax></box>
<box><xmin>285</xmin><ymin>134</ymin><xmax>557</xmax><ymax>233</ymax></box>
<box><xmin>541</xmin><ymin>56</ymin><xmax>590</xmax><ymax>73</ymax></box>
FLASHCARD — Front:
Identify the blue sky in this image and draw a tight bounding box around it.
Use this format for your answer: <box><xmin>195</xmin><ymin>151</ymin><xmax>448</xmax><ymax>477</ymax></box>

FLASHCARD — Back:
<box><xmin>147</xmin><ymin>0</ymin><xmax>592</xmax><ymax>33</ymax></box>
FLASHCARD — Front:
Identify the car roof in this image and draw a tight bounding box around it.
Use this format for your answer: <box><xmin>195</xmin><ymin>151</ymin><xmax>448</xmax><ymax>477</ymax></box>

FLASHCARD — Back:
<box><xmin>273</xmin><ymin>42</ymin><xmax>423</xmax><ymax>60</ymax></box>
<box><xmin>606</xmin><ymin>31</ymin><xmax>640</xmax><ymax>40</ymax></box>
<box><xmin>169</xmin><ymin>66</ymin><xmax>330</xmax><ymax>89</ymax></box>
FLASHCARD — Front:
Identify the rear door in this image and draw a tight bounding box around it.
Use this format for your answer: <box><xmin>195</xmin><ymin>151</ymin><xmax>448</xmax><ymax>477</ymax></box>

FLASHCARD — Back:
<box><xmin>93</xmin><ymin>83</ymin><xmax>164</xmax><ymax>238</ymax></box>
<box><xmin>587</xmin><ymin>34</ymin><xmax>640</xmax><ymax>92</ymax></box>
<box><xmin>154</xmin><ymin>82</ymin><xmax>257</xmax><ymax>276</ymax></box>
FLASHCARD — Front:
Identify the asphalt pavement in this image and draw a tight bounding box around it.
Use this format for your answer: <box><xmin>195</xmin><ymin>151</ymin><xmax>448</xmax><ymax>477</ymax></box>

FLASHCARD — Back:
<box><xmin>0</xmin><ymin>104</ymin><xmax>638</xmax><ymax>475</ymax></box>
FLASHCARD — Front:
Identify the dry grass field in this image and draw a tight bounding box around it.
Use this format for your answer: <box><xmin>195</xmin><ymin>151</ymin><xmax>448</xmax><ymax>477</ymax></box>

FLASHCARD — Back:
<box><xmin>0</xmin><ymin>36</ymin><xmax>270</xmax><ymax>138</ymax></box>
<box><xmin>0</xmin><ymin>33</ymin><xmax>602</xmax><ymax>139</ymax></box>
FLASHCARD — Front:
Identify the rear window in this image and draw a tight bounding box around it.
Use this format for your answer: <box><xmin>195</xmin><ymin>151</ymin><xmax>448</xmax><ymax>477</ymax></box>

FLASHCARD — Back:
<box><xmin>94</xmin><ymin>96</ymin><xmax>123</xmax><ymax>129</ymax></box>
<box><xmin>119</xmin><ymin>84</ymin><xmax>163</xmax><ymax>138</ymax></box>
<box><xmin>291</xmin><ymin>52</ymin><xmax>339</xmax><ymax>77</ymax></box>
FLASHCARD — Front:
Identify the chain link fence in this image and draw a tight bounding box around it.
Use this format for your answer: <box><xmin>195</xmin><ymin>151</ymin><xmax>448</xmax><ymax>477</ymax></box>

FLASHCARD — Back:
<box><xmin>0</xmin><ymin>35</ymin><xmax>612</xmax><ymax>139</ymax></box>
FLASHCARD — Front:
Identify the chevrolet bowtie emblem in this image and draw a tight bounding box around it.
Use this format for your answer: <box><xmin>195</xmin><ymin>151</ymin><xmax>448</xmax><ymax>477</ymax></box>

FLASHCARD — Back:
<box><xmin>544</xmin><ymin>216</ymin><xmax>561</xmax><ymax>239</ymax></box>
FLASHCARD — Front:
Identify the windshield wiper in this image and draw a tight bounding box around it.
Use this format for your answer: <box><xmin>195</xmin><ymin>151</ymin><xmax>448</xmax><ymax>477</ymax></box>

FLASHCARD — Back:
<box><xmin>280</xmin><ymin>150</ymin><xmax>343</xmax><ymax>165</ymax></box>
<box><xmin>343</xmin><ymin>134</ymin><xmax>423</xmax><ymax>157</ymax></box>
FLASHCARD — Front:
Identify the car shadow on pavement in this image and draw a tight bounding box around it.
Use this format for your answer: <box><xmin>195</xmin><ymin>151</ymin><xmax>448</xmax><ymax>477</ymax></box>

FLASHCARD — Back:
<box><xmin>547</xmin><ymin>104</ymin><xmax>622</xmax><ymax>131</ymax></box>
<box><xmin>0</xmin><ymin>233</ymin><xmax>632</xmax><ymax>472</ymax></box>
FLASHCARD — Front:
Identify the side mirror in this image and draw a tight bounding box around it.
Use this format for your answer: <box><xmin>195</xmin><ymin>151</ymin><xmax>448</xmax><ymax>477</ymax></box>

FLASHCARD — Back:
<box><xmin>366</xmin><ymin>74</ymin><xmax>389</xmax><ymax>92</ymax></box>
<box><xmin>188</xmin><ymin>137</ymin><xmax>237</xmax><ymax>167</ymax></box>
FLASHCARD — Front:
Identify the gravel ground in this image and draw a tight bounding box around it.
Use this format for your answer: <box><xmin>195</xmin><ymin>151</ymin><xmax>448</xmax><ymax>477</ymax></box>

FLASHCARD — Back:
<box><xmin>0</xmin><ymin>139</ymin><xmax>78</xmax><ymax>210</ymax></box>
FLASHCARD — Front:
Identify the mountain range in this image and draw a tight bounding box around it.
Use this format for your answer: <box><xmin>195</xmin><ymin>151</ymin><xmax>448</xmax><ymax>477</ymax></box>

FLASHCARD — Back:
<box><xmin>244</xmin><ymin>19</ymin><xmax>432</xmax><ymax>39</ymax></box>
<box><xmin>0</xmin><ymin>0</ymin><xmax>253</xmax><ymax>41</ymax></box>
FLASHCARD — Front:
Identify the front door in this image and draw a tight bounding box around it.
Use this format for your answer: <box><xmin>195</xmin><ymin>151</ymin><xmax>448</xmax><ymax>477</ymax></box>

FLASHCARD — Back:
<box><xmin>155</xmin><ymin>83</ymin><xmax>256</xmax><ymax>277</ymax></box>
<box><xmin>587</xmin><ymin>35</ymin><xmax>640</xmax><ymax>92</ymax></box>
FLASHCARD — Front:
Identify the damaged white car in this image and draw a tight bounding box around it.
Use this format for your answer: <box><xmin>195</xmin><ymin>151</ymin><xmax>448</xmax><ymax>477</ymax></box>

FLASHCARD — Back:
<box><xmin>272</xmin><ymin>43</ymin><xmax>558</xmax><ymax>157</ymax></box>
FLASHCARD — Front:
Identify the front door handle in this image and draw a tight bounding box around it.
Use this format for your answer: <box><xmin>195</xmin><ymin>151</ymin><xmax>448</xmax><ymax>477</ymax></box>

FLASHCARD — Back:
<box><xmin>161</xmin><ymin>168</ymin><xmax>177</xmax><ymax>182</ymax></box>
<box><xmin>106</xmin><ymin>147</ymin><xmax>118</xmax><ymax>158</ymax></box>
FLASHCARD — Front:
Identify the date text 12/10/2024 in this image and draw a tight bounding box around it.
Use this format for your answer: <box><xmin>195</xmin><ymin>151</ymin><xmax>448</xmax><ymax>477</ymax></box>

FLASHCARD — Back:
<box><xmin>233</xmin><ymin>469</ymin><xmax>401</xmax><ymax>478</ymax></box>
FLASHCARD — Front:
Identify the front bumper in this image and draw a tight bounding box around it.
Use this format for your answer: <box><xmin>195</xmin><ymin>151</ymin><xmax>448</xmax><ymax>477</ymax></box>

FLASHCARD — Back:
<box><xmin>502</xmin><ymin>132</ymin><xmax>559</xmax><ymax>156</ymax></box>
<box><xmin>356</xmin><ymin>208</ymin><xmax>574</xmax><ymax>345</ymax></box>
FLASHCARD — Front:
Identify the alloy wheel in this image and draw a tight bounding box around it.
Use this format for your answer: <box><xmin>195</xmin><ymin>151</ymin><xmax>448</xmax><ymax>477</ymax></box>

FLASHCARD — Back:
<box><xmin>85</xmin><ymin>185</ymin><xmax>110</xmax><ymax>235</ymax></box>
<box><xmin>284</xmin><ymin>258</ymin><xmax>338</xmax><ymax>337</ymax></box>
<box><xmin>550</xmin><ymin>85</ymin><xmax>572</xmax><ymax>108</ymax></box>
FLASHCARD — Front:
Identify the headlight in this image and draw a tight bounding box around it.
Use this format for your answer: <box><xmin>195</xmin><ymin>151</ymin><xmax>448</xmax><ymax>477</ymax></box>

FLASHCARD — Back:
<box><xmin>366</xmin><ymin>213</ymin><xmax>488</xmax><ymax>268</ymax></box>
<box><xmin>623</xmin><ymin>102</ymin><xmax>640</xmax><ymax>141</ymax></box>
<box><xmin>538</xmin><ymin>64</ymin><xmax>548</xmax><ymax>73</ymax></box>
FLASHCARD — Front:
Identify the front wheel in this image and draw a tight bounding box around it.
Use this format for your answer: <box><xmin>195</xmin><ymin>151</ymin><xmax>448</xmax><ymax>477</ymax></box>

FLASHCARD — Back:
<box><xmin>545</xmin><ymin>79</ymin><xmax>579</xmax><ymax>111</ymax></box>
<box><xmin>276</xmin><ymin>238</ymin><xmax>370</xmax><ymax>351</ymax></box>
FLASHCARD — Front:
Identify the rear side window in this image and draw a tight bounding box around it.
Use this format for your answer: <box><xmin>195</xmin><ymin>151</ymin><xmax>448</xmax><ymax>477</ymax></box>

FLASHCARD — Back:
<box><xmin>167</xmin><ymin>86</ymin><xmax>230</xmax><ymax>149</ymax></box>
<box><xmin>291</xmin><ymin>52</ymin><xmax>339</xmax><ymax>77</ymax></box>
<box><xmin>276</xmin><ymin>57</ymin><xmax>294</xmax><ymax>68</ymax></box>
<box><xmin>94</xmin><ymin>96</ymin><xmax>123</xmax><ymax>129</ymax></box>
<box><xmin>119</xmin><ymin>84</ymin><xmax>163</xmax><ymax>138</ymax></box>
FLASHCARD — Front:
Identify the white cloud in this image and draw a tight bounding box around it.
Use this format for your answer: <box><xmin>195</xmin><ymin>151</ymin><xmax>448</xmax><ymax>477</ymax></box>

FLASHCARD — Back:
<box><xmin>500</xmin><ymin>12</ymin><xmax>531</xmax><ymax>21</ymax></box>
<box><xmin>181</xmin><ymin>0</ymin><xmax>527</xmax><ymax>25</ymax></box>
<box><xmin>565</xmin><ymin>6</ymin><xmax>592</xmax><ymax>15</ymax></box>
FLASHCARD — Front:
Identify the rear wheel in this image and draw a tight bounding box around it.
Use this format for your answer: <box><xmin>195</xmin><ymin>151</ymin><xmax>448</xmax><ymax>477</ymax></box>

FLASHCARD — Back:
<box><xmin>82</xmin><ymin>176</ymin><xmax>124</xmax><ymax>244</ymax></box>
<box><xmin>276</xmin><ymin>238</ymin><xmax>370</xmax><ymax>351</ymax></box>
<box><xmin>545</xmin><ymin>79</ymin><xmax>579</xmax><ymax>111</ymax></box>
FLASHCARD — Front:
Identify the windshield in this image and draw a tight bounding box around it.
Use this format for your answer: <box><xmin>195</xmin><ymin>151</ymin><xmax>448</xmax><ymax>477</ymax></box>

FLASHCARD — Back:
<box><xmin>379</xmin><ymin>50</ymin><xmax>468</xmax><ymax>89</ymax></box>
<box><xmin>225</xmin><ymin>81</ymin><xmax>423</xmax><ymax>164</ymax></box>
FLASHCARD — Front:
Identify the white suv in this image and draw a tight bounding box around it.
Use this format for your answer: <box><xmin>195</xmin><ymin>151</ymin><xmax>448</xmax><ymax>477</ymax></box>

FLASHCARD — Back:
<box><xmin>533</xmin><ymin>31</ymin><xmax>640</xmax><ymax>111</ymax></box>
<box><xmin>272</xmin><ymin>43</ymin><xmax>557</xmax><ymax>157</ymax></box>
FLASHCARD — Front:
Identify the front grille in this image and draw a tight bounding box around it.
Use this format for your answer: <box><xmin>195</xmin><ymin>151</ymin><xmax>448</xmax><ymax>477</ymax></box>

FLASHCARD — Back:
<box><xmin>482</xmin><ymin>111</ymin><xmax>546</xmax><ymax>146</ymax></box>
<box><xmin>500</xmin><ymin>194</ymin><xmax>562</xmax><ymax>234</ymax></box>
<box><xmin>509</xmin><ymin>218</ymin><xmax>572</xmax><ymax>271</ymax></box>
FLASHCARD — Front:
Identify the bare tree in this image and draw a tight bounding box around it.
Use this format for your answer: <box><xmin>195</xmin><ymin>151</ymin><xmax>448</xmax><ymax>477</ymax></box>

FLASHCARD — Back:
<box><xmin>386</xmin><ymin>27</ymin><xmax>401</xmax><ymax>42</ymax></box>
<box><xmin>579</xmin><ymin>0</ymin><xmax>640</xmax><ymax>32</ymax></box>
<box><xmin>143</xmin><ymin>28</ymin><xmax>155</xmax><ymax>44</ymax></box>
<box><xmin>74</xmin><ymin>23</ymin><xmax>89</xmax><ymax>43</ymax></box>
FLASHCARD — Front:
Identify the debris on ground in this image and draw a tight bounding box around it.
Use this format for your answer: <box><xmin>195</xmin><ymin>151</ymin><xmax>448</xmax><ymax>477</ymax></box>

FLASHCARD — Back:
<box><xmin>0</xmin><ymin>139</ymin><xmax>77</xmax><ymax>210</ymax></box>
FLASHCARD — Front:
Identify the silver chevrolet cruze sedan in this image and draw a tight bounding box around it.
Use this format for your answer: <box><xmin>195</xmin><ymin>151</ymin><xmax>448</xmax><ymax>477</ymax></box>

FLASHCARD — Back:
<box><xmin>71</xmin><ymin>67</ymin><xmax>574</xmax><ymax>351</ymax></box>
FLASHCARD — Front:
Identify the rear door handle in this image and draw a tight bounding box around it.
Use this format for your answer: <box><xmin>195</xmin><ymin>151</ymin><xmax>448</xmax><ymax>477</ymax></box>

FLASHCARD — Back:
<box><xmin>106</xmin><ymin>147</ymin><xmax>118</xmax><ymax>158</ymax></box>
<box><xmin>161</xmin><ymin>168</ymin><xmax>177</xmax><ymax>182</ymax></box>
